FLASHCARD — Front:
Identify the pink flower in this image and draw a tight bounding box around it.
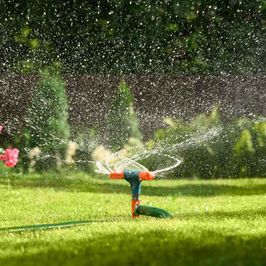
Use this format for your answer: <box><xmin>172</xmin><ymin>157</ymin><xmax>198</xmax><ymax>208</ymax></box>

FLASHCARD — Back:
<box><xmin>0</xmin><ymin>148</ymin><xmax>19</xmax><ymax>168</ymax></box>
<box><xmin>0</xmin><ymin>125</ymin><xmax>3</xmax><ymax>134</ymax></box>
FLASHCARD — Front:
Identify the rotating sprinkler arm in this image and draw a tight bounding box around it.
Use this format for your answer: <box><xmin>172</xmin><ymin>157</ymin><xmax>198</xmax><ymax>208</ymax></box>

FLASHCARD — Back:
<box><xmin>97</xmin><ymin>154</ymin><xmax>182</xmax><ymax>178</ymax></box>
<box><xmin>109</xmin><ymin>170</ymin><xmax>154</xmax><ymax>180</ymax></box>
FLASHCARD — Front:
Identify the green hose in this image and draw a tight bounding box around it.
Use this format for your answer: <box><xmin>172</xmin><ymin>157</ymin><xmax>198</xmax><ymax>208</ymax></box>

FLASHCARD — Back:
<box><xmin>135</xmin><ymin>205</ymin><xmax>172</xmax><ymax>218</ymax></box>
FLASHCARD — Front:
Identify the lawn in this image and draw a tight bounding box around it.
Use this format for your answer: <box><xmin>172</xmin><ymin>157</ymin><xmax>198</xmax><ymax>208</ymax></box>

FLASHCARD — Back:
<box><xmin>0</xmin><ymin>173</ymin><xmax>266</xmax><ymax>266</ymax></box>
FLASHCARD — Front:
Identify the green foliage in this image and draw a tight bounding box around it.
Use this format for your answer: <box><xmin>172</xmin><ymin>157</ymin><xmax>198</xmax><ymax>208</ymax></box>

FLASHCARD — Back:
<box><xmin>0</xmin><ymin>162</ymin><xmax>13</xmax><ymax>177</ymax></box>
<box><xmin>233</xmin><ymin>120</ymin><xmax>266</xmax><ymax>177</ymax></box>
<box><xmin>1</xmin><ymin>0</ymin><xmax>265</xmax><ymax>73</ymax></box>
<box><xmin>123</xmin><ymin>137</ymin><xmax>146</xmax><ymax>157</ymax></box>
<box><xmin>235</xmin><ymin>129</ymin><xmax>255</xmax><ymax>153</ymax></box>
<box><xmin>75</xmin><ymin>128</ymin><xmax>99</xmax><ymax>172</ymax></box>
<box><xmin>11</xmin><ymin>24</ymin><xmax>55</xmax><ymax>74</ymax></box>
<box><xmin>107</xmin><ymin>81</ymin><xmax>142</xmax><ymax>150</ymax></box>
<box><xmin>148</xmin><ymin>108</ymin><xmax>266</xmax><ymax>178</ymax></box>
<box><xmin>24</xmin><ymin>69</ymin><xmax>70</xmax><ymax>171</ymax></box>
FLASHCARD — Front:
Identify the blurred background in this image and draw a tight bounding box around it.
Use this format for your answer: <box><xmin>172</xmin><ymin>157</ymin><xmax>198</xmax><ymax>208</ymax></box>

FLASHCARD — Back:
<box><xmin>0</xmin><ymin>0</ymin><xmax>265</xmax><ymax>178</ymax></box>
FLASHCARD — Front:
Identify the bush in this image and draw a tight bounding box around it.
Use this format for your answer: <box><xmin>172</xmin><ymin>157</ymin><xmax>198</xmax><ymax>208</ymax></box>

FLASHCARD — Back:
<box><xmin>234</xmin><ymin>119</ymin><xmax>266</xmax><ymax>177</ymax></box>
<box><xmin>147</xmin><ymin>107</ymin><xmax>266</xmax><ymax>178</ymax></box>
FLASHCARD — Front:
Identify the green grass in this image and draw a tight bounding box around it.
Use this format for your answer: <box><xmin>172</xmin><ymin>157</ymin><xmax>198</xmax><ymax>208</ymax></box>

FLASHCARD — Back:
<box><xmin>0</xmin><ymin>173</ymin><xmax>266</xmax><ymax>266</ymax></box>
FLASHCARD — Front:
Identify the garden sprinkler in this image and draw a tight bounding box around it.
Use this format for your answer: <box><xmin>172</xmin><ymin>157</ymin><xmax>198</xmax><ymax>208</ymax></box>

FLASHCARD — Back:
<box><xmin>110</xmin><ymin>169</ymin><xmax>157</xmax><ymax>218</ymax></box>
<box><xmin>96</xmin><ymin>155</ymin><xmax>182</xmax><ymax>218</ymax></box>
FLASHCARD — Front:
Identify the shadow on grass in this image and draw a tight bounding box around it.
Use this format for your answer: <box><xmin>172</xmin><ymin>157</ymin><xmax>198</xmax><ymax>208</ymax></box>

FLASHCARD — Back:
<box><xmin>178</xmin><ymin>208</ymin><xmax>266</xmax><ymax>220</ymax></box>
<box><xmin>0</xmin><ymin>229</ymin><xmax>266</xmax><ymax>266</ymax></box>
<box><xmin>1</xmin><ymin>208</ymin><xmax>265</xmax><ymax>234</ymax></box>
<box><xmin>144</xmin><ymin>183</ymin><xmax>266</xmax><ymax>197</ymax></box>
<box><xmin>0</xmin><ymin>176</ymin><xmax>266</xmax><ymax>197</ymax></box>
<box><xmin>0</xmin><ymin>219</ymin><xmax>107</xmax><ymax>233</ymax></box>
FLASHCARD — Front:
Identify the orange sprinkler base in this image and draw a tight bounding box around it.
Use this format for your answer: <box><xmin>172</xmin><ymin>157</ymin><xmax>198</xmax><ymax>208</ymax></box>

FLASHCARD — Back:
<box><xmin>131</xmin><ymin>199</ymin><xmax>140</xmax><ymax>218</ymax></box>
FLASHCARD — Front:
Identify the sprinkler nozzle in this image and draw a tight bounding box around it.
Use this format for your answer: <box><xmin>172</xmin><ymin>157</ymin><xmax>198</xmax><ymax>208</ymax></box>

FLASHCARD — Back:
<box><xmin>109</xmin><ymin>172</ymin><xmax>124</xmax><ymax>179</ymax></box>
<box><xmin>139</xmin><ymin>171</ymin><xmax>154</xmax><ymax>180</ymax></box>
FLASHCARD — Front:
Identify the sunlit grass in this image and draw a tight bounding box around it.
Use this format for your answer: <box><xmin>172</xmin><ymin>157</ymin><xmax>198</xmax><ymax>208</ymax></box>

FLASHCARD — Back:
<box><xmin>0</xmin><ymin>173</ymin><xmax>266</xmax><ymax>266</ymax></box>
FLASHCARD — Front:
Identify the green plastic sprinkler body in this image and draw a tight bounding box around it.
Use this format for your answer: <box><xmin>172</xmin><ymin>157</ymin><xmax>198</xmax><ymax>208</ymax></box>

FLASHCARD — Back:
<box><xmin>109</xmin><ymin>170</ymin><xmax>172</xmax><ymax>218</ymax></box>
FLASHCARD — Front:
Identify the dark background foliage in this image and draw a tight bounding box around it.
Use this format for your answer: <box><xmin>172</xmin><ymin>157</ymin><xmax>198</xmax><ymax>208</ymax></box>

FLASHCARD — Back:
<box><xmin>0</xmin><ymin>0</ymin><xmax>265</xmax><ymax>74</ymax></box>
<box><xmin>0</xmin><ymin>1</ymin><xmax>265</xmax><ymax>177</ymax></box>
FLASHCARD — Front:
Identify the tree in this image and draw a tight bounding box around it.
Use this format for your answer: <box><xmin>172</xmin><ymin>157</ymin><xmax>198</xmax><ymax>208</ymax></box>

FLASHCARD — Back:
<box><xmin>107</xmin><ymin>80</ymin><xmax>142</xmax><ymax>150</ymax></box>
<box><xmin>25</xmin><ymin>69</ymin><xmax>70</xmax><ymax>170</ymax></box>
